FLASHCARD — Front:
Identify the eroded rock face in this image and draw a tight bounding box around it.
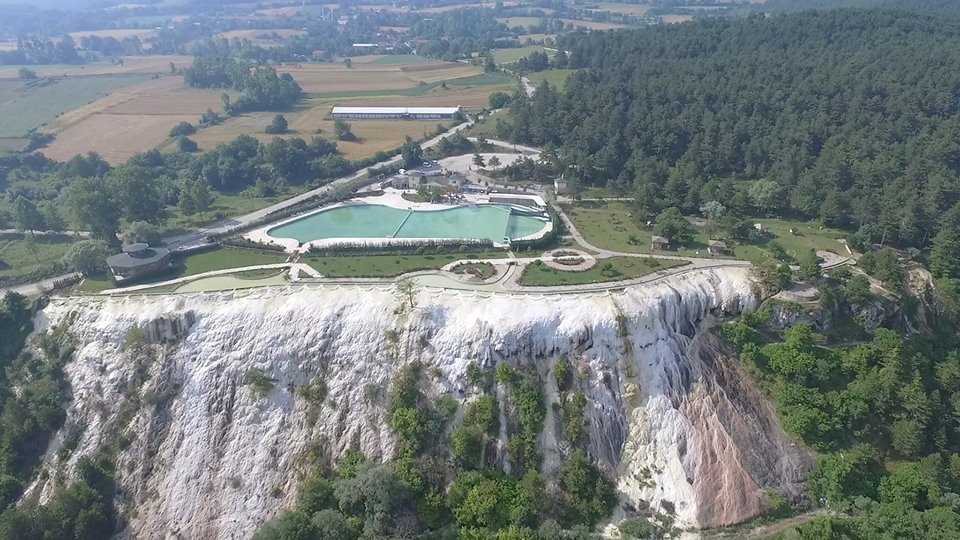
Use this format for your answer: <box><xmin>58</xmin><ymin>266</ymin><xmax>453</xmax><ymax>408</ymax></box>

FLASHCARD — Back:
<box><xmin>25</xmin><ymin>267</ymin><xmax>811</xmax><ymax>537</ymax></box>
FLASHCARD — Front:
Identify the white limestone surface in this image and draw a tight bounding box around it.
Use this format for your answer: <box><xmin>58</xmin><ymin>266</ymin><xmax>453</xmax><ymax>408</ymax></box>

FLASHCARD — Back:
<box><xmin>25</xmin><ymin>267</ymin><xmax>808</xmax><ymax>538</ymax></box>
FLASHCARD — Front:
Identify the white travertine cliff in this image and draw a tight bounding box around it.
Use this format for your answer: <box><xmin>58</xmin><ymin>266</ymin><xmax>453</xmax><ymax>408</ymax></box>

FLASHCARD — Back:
<box><xmin>25</xmin><ymin>267</ymin><xmax>810</xmax><ymax>538</ymax></box>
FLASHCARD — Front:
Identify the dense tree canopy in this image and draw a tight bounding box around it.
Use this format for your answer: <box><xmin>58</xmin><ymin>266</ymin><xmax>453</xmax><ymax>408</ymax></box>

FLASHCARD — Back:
<box><xmin>501</xmin><ymin>9</ymin><xmax>960</xmax><ymax>250</ymax></box>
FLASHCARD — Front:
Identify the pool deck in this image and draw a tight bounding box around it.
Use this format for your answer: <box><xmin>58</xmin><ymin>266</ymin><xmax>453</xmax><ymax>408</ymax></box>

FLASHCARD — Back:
<box><xmin>244</xmin><ymin>189</ymin><xmax>552</xmax><ymax>253</ymax></box>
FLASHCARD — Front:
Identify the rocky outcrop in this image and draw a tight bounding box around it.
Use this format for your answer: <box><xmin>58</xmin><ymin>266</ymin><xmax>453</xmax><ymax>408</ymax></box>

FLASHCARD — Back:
<box><xmin>25</xmin><ymin>267</ymin><xmax>811</xmax><ymax>537</ymax></box>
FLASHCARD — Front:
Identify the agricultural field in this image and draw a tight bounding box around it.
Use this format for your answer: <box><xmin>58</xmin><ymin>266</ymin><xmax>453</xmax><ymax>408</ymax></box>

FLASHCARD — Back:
<box><xmin>254</xmin><ymin>6</ymin><xmax>302</xmax><ymax>18</ymax></box>
<box><xmin>189</xmin><ymin>63</ymin><xmax>514</xmax><ymax>162</ymax></box>
<box><xmin>0</xmin><ymin>75</ymin><xmax>150</xmax><ymax>138</ymax></box>
<box><xmin>560</xmin><ymin>19</ymin><xmax>628</xmax><ymax>30</ymax></box>
<box><xmin>185</xmin><ymin>110</ymin><xmax>448</xmax><ymax>161</ymax></box>
<box><xmin>39</xmin><ymin>76</ymin><xmax>230</xmax><ymax>164</ymax></box>
<box><xmin>354</xmin><ymin>2</ymin><xmax>512</xmax><ymax>13</ymax></box>
<box><xmin>0</xmin><ymin>55</ymin><xmax>192</xmax><ymax>80</ymax></box>
<box><xmin>215</xmin><ymin>29</ymin><xmax>305</xmax><ymax>47</ymax></box>
<box><xmin>497</xmin><ymin>17</ymin><xmax>544</xmax><ymax>29</ymax></box>
<box><xmin>586</xmin><ymin>2</ymin><xmax>652</xmax><ymax>16</ymax></box>
<box><xmin>492</xmin><ymin>46</ymin><xmax>550</xmax><ymax>65</ymax></box>
<box><xmin>368</xmin><ymin>55</ymin><xmax>434</xmax><ymax>65</ymax></box>
<box><xmin>276</xmin><ymin>60</ymin><xmax>480</xmax><ymax>94</ymax></box>
<box><xmin>69</xmin><ymin>29</ymin><xmax>159</xmax><ymax>41</ymax></box>
<box><xmin>518</xmin><ymin>34</ymin><xmax>557</xmax><ymax>44</ymax></box>
<box><xmin>9</xmin><ymin>53</ymin><xmax>513</xmax><ymax>166</ymax></box>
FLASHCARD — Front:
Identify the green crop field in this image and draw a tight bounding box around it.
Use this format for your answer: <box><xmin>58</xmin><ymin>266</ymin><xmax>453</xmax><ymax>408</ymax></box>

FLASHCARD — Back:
<box><xmin>0</xmin><ymin>75</ymin><xmax>149</xmax><ymax>137</ymax></box>
<box><xmin>493</xmin><ymin>46</ymin><xmax>550</xmax><ymax>65</ymax></box>
<box><xmin>497</xmin><ymin>17</ymin><xmax>544</xmax><ymax>29</ymax></box>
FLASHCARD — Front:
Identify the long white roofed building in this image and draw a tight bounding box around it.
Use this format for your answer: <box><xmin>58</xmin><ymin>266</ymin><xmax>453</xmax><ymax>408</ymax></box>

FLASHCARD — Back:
<box><xmin>330</xmin><ymin>106</ymin><xmax>461</xmax><ymax>120</ymax></box>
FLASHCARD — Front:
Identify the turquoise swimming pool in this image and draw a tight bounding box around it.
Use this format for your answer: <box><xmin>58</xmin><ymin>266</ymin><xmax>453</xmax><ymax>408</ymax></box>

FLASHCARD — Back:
<box><xmin>267</xmin><ymin>204</ymin><xmax>547</xmax><ymax>244</ymax></box>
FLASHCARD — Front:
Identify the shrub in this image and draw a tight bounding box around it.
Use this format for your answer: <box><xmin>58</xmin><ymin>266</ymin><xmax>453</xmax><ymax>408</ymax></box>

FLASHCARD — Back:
<box><xmin>244</xmin><ymin>368</ymin><xmax>275</xmax><ymax>398</ymax></box>
<box><xmin>265</xmin><ymin>114</ymin><xmax>288</xmax><ymax>134</ymax></box>
<box><xmin>169</xmin><ymin>121</ymin><xmax>196</xmax><ymax>137</ymax></box>
<box><xmin>62</xmin><ymin>239</ymin><xmax>110</xmax><ymax>276</ymax></box>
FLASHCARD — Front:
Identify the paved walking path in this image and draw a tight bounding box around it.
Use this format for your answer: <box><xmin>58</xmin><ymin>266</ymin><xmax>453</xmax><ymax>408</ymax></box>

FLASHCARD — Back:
<box><xmin>0</xmin><ymin>272</ymin><xmax>81</xmax><ymax>298</ymax></box>
<box><xmin>100</xmin><ymin>263</ymin><xmax>300</xmax><ymax>294</ymax></box>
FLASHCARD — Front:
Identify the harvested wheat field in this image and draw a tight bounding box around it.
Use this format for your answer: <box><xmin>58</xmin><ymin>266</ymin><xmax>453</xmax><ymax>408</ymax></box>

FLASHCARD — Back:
<box><xmin>41</xmin><ymin>76</ymin><xmax>230</xmax><ymax>164</ymax></box>
<box><xmin>0</xmin><ymin>55</ymin><xmax>193</xmax><ymax>80</ymax></box>
<box><xmin>254</xmin><ymin>6</ymin><xmax>302</xmax><ymax>17</ymax></box>
<box><xmin>187</xmin><ymin>109</ymin><xmax>446</xmax><ymax>160</ymax></box>
<box><xmin>69</xmin><ymin>29</ymin><xmax>159</xmax><ymax>41</ymax></box>
<box><xmin>41</xmin><ymin>113</ymin><xmax>197</xmax><ymax>163</ymax></box>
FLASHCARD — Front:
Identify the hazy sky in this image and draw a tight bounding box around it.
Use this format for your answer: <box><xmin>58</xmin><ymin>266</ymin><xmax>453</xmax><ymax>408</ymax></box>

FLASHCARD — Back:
<box><xmin>0</xmin><ymin>0</ymin><xmax>100</xmax><ymax>9</ymax></box>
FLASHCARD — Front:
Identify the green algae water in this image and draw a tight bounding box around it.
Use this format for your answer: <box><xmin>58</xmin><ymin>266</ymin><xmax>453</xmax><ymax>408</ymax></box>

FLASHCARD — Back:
<box><xmin>267</xmin><ymin>204</ymin><xmax>546</xmax><ymax>244</ymax></box>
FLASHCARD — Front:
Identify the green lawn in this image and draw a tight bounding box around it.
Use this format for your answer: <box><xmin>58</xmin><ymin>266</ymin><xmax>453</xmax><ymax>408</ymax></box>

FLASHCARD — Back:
<box><xmin>306</xmin><ymin>251</ymin><xmax>507</xmax><ymax>278</ymax></box>
<box><xmin>527</xmin><ymin>69</ymin><xmax>577</xmax><ymax>91</ymax></box>
<box><xmin>732</xmin><ymin>218</ymin><xmax>848</xmax><ymax>264</ymax></box>
<box><xmin>562</xmin><ymin>201</ymin><xmax>847</xmax><ymax>262</ymax></box>
<box><xmin>561</xmin><ymin>201</ymin><xmax>657</xmax><ymax>253</ymax></box>
<box><xmin>312</xmin><ymin>72</ymin><xmax>514</xmax><ymax>99</ymax></box>
<box><xmin>519</xmin><ymin>256</ymin><xmax>687</xmax><ymax>286</ymax></box>
<box><xmin>0</xmin><ymin>236</ymin><xmax>76</xmax><ymax>281</ymax></box>
<box><xmin>0</xmin><ymin>75</ymin><xmax>149</xmax><ymax>137</ymax></box>
<box><xmin>179</xmin><ymin>247</ymin><xmax>288</xmax><ymax>276</ymax></box>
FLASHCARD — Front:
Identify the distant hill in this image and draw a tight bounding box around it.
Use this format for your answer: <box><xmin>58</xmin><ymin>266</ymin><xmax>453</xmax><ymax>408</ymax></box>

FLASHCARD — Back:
<box><xmin>762</xmin><ymin>0</ymin><xmax>960</xmax><ymax>15</ymax></box>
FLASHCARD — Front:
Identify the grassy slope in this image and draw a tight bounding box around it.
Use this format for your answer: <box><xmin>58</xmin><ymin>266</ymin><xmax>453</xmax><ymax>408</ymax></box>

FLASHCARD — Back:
<box><xmin>519</xmin><ymin>256</ymin><xmax>686</xmax><ymax>286</ymax></box>
<box><xmin>563</xmin><ymin>201</ymin><xmax>846</xmax><ymax>262</ymax></box>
